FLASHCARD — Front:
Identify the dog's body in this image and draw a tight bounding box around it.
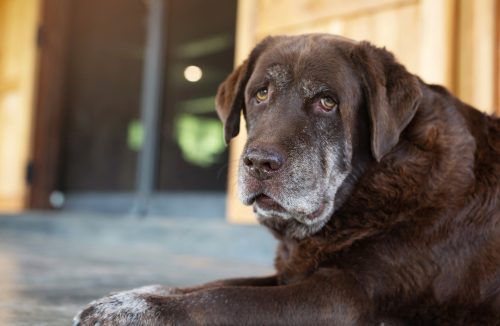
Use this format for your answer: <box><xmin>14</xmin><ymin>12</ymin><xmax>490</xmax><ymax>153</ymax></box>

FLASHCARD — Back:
<box><xmin>75</xmin><ymin>34</ymin><xmax>500</xmax><ymax>325</ymax></box>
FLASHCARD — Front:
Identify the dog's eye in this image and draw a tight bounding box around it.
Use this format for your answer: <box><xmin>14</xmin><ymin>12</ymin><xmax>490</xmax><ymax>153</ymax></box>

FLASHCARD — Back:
<box><xmin>320</xmin><ymin>96</ymin><xmax>337</xmax><ymax>111</ymax></box>
<box><xmin>255</xmin><ymin>88</ymin><xmax>269</xmax><ymax>102</ymax></box>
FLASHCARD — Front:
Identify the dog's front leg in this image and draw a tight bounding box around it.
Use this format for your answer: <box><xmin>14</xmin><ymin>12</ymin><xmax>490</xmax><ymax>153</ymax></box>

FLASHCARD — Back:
<box><xmin>73</xmin><ymin>275</ymin><xmax>278</xmax><ymax>325</ymax></box>
<box><xmin>173</xmin><ymin>271</ymin><xmax>373</xmax><ymax>325</ymax></box>
<box><xmin>75</xmin><ymin>270</ymin><xmax>373</xmax><ymax>325</ymax></box>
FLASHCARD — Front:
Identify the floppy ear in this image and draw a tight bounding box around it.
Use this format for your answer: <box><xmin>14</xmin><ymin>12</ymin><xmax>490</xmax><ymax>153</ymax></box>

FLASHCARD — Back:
<box><xmin>215</xmin><ymin>61</ymin><xmax>249</xmax><ymax>144</ymax></box>
<box><xmin>215</xmin><ymin>37</ymin><xmax>273</xmax><ymax>144</ymax></box>
<box><xmin>351</xmin><ymin>42</ymin><xmax>422</xmax><ymax>161</ymax></box>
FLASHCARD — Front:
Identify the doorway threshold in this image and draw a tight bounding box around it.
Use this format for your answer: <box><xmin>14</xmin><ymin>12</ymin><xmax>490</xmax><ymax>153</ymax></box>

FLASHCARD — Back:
<box><xmin>62</xmin><ymin>191</ymin><xmax>226</xmax><ymax>218</ymax></box>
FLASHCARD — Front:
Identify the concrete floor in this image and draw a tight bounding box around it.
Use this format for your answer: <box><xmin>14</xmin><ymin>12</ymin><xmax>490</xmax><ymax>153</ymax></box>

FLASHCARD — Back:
<box><xmin>0</xmin><ymin>212</ymin><xmax>276</xmax><ymax>326</ymax></box>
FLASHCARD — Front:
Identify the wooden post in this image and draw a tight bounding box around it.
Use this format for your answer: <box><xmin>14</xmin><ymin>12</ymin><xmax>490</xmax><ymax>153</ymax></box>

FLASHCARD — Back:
<box><xmin>225</xmin><ymin>0</ymin><xmax>258</xmax><ymax>223</ymax></box>
<box><xmin>0</xmin><ymin>0</ymin><xmax>41</xmax><ymax>211</ymax></box>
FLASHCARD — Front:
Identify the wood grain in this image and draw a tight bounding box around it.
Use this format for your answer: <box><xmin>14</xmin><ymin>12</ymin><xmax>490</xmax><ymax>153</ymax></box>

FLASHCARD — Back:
<box><xmin>0</xmin><ymin>0</ymin><xmax>40</xmax><ymax>212</ymax></box>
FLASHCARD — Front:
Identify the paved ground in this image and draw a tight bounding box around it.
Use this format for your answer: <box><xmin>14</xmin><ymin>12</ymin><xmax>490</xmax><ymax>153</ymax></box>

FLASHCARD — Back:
<box><xmin>0</xmin><ymin>212</ymin><xmax>276</xmax><ymax>326</ymax></box>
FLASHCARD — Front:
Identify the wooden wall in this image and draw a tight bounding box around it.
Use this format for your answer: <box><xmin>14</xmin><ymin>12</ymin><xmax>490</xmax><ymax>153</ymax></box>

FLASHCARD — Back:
<box><xmin>228</xmin><ymin>0</ymin><xmax>498</xmax><ymax>223</ymax></box>
<box><xmin>456</xmin><ymin>0</ymin><xmax>497</xmax><ymax>114</ymax></box>
<box><xmin>0</xmin><ymin>0</ymin><xmax>40</xmax><ymax>212</ymax></box>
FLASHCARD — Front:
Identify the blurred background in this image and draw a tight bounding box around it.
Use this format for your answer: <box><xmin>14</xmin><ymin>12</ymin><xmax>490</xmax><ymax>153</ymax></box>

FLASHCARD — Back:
<box><xmin>0</xmin><ymin>0</ymin><xmax>499</xmax><ymax>325</ymax></box>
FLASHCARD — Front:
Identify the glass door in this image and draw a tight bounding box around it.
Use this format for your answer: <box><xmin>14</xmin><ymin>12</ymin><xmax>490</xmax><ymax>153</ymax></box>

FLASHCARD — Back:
<box><xmin>157</xmin><ymin>0</ymin><xmax>236</xmax><ymax>192</ymax></box>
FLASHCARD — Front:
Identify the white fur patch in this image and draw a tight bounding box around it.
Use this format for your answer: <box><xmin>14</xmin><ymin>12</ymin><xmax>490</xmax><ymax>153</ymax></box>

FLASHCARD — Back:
<box><xmin>266</xmin><ymin>65</ymin><xmax>292</xmax><ymax>91</ymax></box>
<box><xmin>94</xmin><ymin>291</ymin><xmax>148</xmax><ymax>320</ymax></box>
<box><xmin>300</xmin><ymin>79</ymin><xmax>330</xmax><ymax>99</ymax></box>
<box><xmin>73</xmin><ymin>286</ymin><xmax>169</xmax><ymax>325</ymax></box>
<box><xmin>254</xmin><ymin>205</ymin><xmax>291</xmax><ymax>220</ymax></box>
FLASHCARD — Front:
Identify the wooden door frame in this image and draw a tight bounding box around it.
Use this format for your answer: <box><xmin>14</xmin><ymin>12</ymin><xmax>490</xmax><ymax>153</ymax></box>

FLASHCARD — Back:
<box><xmin>29</xmin><ymin>0</ymin><xmax>71</xmax><ymax>209</ymax></box>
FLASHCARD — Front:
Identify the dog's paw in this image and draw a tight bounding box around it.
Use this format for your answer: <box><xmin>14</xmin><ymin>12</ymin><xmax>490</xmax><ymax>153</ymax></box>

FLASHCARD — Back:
<box><xmin>73</xmin><ymin>285</ymin><xmax>176</xmax><ymax>326</ymax></box>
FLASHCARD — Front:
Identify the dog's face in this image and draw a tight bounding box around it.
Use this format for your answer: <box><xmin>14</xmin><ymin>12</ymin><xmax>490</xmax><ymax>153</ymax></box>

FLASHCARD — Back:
<box><xmin>216</xmin><ymin>34</ymin><xmax>422</xmax><ymax>239</ymax></box>
<box><xmin>238</xmin><ymin>36</ymin><xmax>362</xmax><ymax>239</ymax></box>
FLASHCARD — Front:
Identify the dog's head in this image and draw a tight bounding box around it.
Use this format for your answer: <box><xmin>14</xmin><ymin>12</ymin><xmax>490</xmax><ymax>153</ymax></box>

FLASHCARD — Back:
<box><xmin>216</xmin><ymin>34</ymin><xmax>422</xmax><ymax>239</ymax></box>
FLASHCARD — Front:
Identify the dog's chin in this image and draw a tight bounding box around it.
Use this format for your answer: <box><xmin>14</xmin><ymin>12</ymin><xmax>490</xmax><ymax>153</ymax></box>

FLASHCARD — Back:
<box><xmin>250</xmin><ymin>194</ymin><xmax>334</xmax><ymax>240</ymax></box>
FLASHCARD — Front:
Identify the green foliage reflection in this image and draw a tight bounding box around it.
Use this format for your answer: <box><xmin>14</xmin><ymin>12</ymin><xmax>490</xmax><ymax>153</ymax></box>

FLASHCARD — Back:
<box><xmin>174</xmin><ymin>113</ymin><xmax>225</xmax><ymax>167</ymax></box>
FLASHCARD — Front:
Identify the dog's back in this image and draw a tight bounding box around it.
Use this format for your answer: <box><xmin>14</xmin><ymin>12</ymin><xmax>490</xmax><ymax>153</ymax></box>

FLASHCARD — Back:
<box><xmin>362</xmin><ymin>85</ymin><xmax>500</xmax><ymax>323</ymax></box>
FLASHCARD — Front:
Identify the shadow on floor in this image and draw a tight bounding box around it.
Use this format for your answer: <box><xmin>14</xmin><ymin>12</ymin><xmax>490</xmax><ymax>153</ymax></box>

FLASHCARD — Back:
<box><xmin>0</xmin><ymin>212</ymin><xmax>276</xmax><ymax>326</ymax></box>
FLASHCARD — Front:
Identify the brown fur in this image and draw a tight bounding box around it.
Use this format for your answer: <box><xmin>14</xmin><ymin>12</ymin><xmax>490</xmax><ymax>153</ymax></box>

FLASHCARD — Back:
<box><xmin>75</xmin><ymin>34</ymin><xmax>500</xmax><ymax>326</ymax></box>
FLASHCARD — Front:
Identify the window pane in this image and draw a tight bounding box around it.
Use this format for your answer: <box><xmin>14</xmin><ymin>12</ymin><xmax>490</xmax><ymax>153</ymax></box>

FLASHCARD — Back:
<box><xmin>156</xmin><ymin>0</ymin><xmax>236</xmax><ymax>191</ymax></box>
<box><xmin>61</xmin><ymin>0</ymin><xmax>146</xmax><ymax>191</ymax></box>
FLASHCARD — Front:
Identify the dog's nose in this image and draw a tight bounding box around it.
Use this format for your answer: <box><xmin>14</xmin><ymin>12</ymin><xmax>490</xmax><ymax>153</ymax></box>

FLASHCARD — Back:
<box><xmin>243</xmin><ymin>148</ymin><xmax>284</xmax><ymax>179</ymax></box>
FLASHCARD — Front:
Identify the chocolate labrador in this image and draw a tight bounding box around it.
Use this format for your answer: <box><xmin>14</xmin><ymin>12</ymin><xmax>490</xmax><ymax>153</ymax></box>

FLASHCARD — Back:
<box><xmin>74</xmin><ymin>34</ymin><xmax>500</xmax><ymax>325</ymax></box>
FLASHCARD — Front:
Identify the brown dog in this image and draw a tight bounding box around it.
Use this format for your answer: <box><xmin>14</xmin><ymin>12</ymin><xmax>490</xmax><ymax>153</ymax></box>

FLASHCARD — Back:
<box><xmin>75</xmin><ymin>34</ymin><xmax>500</xmax><ymax>325</ymax></box>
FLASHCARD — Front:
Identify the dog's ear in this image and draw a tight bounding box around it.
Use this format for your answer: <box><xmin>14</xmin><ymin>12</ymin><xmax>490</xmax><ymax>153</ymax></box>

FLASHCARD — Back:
<box><xmin>351</xmin><ymin>42</ymin><xmax>422</xmax><ymax>161</ymax></box>
<box><xmin>215</xmin><ymin>61</ymin><xmax>249</xmax><ymax>144</ymax></box>
<box><xmin>215</xmin><ymin>37</ymin><xmax>273</xmax><ymax>144</ymax></box>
